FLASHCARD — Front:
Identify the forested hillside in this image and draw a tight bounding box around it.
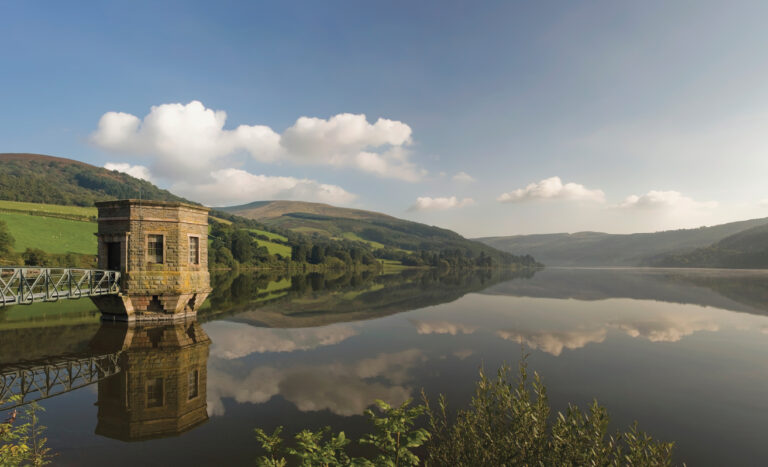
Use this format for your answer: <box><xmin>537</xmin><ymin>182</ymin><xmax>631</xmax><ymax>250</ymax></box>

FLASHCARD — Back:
<box><xmin>0</xmin><ymin>153</ymin><xmax>190</xmax><ymax>206</ymax></box>
<box><xmin>476</xmin><ymin>217</ymin><xmax>768</xmax><ymax>266</ymax></box>
<box><xmin>218</xmin><ymin>200</ymin><xmax>532</xmax><ymax>268</ymax></box>
<box><xmin>647</xmin><ymin>224</ymin><xmax>768</xmax><ymax>268</ymax></box>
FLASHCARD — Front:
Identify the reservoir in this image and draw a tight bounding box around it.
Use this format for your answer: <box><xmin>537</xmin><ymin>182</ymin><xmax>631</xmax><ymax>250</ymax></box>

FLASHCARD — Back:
<box><xmin>2</xmin><ymin>267</ymin><xmax>767</xmax><ymax>466</ymax></box>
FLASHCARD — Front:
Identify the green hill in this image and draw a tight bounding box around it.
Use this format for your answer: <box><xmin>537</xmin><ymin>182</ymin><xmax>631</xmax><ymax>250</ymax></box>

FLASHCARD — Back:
<box><xmin>217</xmin><ymin>200</ymin><xmax>530</xmax><ymax>265</ymax></box>
<box><xmin>646</xmin><ymin>224</ymin><xmax>768</xmax><ymax>268</ymax></box>
<box><xmin>0</xmin><ymin>154</ymin><xmax>534</xmax><ymax>270</ymax></box>
<box><xmin>0</xmin><ymin>153</ymin><xmax>192</xmax><ymax>206</ymax></box>
<box><xmin>476</xmin><ymin>217</ymin><xmax>768</xmax><ymax>266</ymax></box>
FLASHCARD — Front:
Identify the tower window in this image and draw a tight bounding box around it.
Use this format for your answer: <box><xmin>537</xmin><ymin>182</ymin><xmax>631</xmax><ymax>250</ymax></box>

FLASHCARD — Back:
<box><xmin>147</xmin><ymin>234</ymin><xmax>164</xmax><ymax>264</ymax></box>
<box><xmin>189</xmin><ymin>236</ymin><xmax>200</xmax><ymax>265</ymax></box>
<box><xmin>188</xmin><ymin>370</ymin><xmax>199</xmax><ymax>399</ymax></box>
<box><xmin>146</xmin><ymin>378</ymin><xmax>164</xmax><ymax>408</ymax></box>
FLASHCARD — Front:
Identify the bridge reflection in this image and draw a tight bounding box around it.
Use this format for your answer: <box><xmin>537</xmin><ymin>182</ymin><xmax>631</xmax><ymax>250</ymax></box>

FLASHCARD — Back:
<box><xmin>0</xmin><ymin>319</ymin><xmax>211</xmax><ymax>441</ymax></box>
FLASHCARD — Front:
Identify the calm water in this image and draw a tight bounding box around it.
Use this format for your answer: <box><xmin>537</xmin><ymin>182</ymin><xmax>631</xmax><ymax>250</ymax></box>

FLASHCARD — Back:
<box><xmin>2</xmin><ymin>267</ymin><xmax>768</xmax><ymax>466</ymax></box>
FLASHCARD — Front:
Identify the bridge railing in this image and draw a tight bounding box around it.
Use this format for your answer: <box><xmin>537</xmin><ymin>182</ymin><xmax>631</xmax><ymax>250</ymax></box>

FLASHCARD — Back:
<box><xmin>0</xmin><ymin>352</ymin><xmax>122</xmax><ymax>409</ymax></box>
<box><xmin>0</xmin><ymin>267</ymin><xmax>121</xmax><ymax>307</ymax></box>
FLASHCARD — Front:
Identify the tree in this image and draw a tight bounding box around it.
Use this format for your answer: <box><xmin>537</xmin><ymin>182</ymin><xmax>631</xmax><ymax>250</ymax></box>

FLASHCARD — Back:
<box><xmin>231</xmin><ymin>230</ymin><xmax>254</xmax><ymax>263</ymax></box>
<box><xmin>310</xmin><ymin>245</ymin><xmax>326</xmax><ymax>265</ymax></box>
<box><xmin>22</xmin><ymin>248</ymin><xmax>48</xmax><ymax>266</ymax></box>
<box><xmin>0</xmin><ymin>220</ymin><xmax>14</xmax><ymax>256</ymax></box>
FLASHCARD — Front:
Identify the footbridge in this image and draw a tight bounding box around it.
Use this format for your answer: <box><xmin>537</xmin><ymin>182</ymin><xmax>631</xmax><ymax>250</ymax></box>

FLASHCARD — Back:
<box><xmin>0</xmin><ymin>267</ymin><xmax>121</xmax><ymax>307</ymax></box>
<box><xmin>0</xmin><ymin>352</ymin><xmax>123</xmax><ymax>409</ymax></box>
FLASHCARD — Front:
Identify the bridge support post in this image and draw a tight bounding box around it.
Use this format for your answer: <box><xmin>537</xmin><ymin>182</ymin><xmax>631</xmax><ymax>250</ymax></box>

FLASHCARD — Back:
<box><xmin>91</xmin><ymin>200</ymin><xmax>211</xmax><ymax>321</ymax></box>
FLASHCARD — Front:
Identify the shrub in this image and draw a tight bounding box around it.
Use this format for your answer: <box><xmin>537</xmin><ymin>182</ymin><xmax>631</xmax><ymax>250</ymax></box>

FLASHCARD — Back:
<box><xmin>253</xmin><ymin>359</ymin><xmax>676</xmax><ymax>466</ymax></box>
<box><xmin>0</xmin><ymin>398</ymin><xmax>52</xmax><ymax>466</ymax></box>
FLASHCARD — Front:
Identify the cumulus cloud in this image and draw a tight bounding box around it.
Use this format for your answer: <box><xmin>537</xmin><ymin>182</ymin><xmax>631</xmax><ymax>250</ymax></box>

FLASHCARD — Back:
<box><xmin>171</xmin><ymin>168</ymin><xmax>357</xmax><ymax>206</ymax></box>
<box><xmin>612</xmin><ymin>316</ymin><xmax>719</xmax><ymax>342</ymax></box>
<box><xmin>205</xmin><ymin>322</ymin><xmax>357</xmax><ymax>359</ymax></box>
<box><xmin>408</xmin><ymin>196</ymin><xmax>475</xmax><ymax>212</ymax></box>
<box><xmin>497</xmin><ymin>328</ymin><xmax>607</xmax><ymax>356</ymax></box>
<box><xmin>103</xmin><ymin>162</ymin><xmax>152</xmax><ymax>181</ymax></box>
<box><xmin>410</xmin><ymin>320</ymin><xmax>477</xmax><ymax>335</ymax></box>
<box><xmin>497</xmin><ymin>176</ymin><xmax>605</xmax><ymax>203</ymax></box>
<box><xmin>206</xmin><ymin>349</ymin><xmax>425</xmax><ymax>416</ymax></box>
<box><xmin>496</xmin><ymin>311</ymin><xmax>720</xmax><ymax>356</ymax></box>
<box><xmin>452</xmin><ymin>171</ymin><xmax>476</xmax><ymax>183</ymax></box>
<box><xmin>452</xmin><ymin>349</ymin><xmax>475</xmax><ymax>360</ymax></box>
<box><xmin>91</xmin><ymin>100</ymin><xmax>423</xmax><ymax>182</ymax></box>
<box><xmin>619</xmin><ymin>190</ymin><xmax>718</xmax><ymax>210</ymax></box>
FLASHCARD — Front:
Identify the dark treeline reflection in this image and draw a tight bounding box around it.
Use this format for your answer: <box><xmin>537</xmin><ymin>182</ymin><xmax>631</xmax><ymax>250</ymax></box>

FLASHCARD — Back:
<box><xmin>202</xmin><ymin>268</ymin><xmax>536</xmax><ymax>326</ymax></box>
<box><xmin>482</xmin><ymin>268</ymin><xmax>768</xmax><ymax>316</ymax></box>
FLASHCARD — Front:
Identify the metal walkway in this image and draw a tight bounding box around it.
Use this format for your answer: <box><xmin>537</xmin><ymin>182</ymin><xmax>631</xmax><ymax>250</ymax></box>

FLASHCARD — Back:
<box><xmin>0</xmin><ymin>267</ymin><xmax>121</xmax><ymax>307</ymax></box>
<box><xmin>0</xmin><ymin>353</ymin><xmax>122</xmax><ymax>409</ymax></box>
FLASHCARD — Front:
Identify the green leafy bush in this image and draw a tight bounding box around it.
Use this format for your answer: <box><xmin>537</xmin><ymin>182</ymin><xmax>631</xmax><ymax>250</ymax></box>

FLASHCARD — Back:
<box><xmin>253</xmin><ymin>360</ymin><xmax>675</xmax><ymax>466</ymax></box>
<box><xmin>0</xmin><ymin>398</ymin><xmax>52</xmax><ymax>466</ymax></box>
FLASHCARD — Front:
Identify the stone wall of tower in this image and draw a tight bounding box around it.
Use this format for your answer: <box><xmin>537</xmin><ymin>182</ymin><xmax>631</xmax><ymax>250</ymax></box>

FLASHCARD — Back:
<box><xmin>92</xmin><ymin>200</ymin><xmax>211</xmax><ymax>321</ymax></box>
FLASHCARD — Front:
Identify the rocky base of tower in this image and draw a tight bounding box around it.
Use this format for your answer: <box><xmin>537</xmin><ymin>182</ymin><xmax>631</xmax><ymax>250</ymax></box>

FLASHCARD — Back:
<box><xmin>91</xmin><ymin>291</ymin><xmax>210</xmax><ymax>322</ymax></box>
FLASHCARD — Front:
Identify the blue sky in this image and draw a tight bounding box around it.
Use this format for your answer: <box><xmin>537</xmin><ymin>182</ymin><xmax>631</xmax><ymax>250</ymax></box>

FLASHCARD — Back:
<box><xmin>2</xmin><ymin>0</ymin><xmax>768</xmax><ymax>236</ymax></box>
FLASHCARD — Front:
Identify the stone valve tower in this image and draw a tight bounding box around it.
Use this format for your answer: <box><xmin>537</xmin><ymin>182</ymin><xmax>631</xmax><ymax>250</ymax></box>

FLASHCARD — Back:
<box><xmin>90</xmin><ymin>200</ymin><xmax>211</xmax><ymax>321</ymax></box>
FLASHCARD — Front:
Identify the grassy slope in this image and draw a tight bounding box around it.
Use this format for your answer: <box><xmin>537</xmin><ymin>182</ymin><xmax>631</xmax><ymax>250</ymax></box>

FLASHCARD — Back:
<box><xmin>255</xmin><ymin>237</ymin><xmax>291</xmax><ymax>257</ymax></box>
<box><xmin>0</xmin><ymin>212</ymin><xmax>96</xmax><ymax>254</ymax></box>
<box><xmin>0</xmin><ymin>200</ymin><xmax>97</xmax><ymax>218</ymax></box>
<box><xmin>476</xmin><ymin>217</ymin><xmax>768</xmax><ymax>266</ymax></box>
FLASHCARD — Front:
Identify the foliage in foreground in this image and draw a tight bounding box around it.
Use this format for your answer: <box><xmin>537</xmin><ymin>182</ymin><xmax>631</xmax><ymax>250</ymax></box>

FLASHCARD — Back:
<box><xmin>0</xmin><ymin>399</ymin><xmax>52</xmax><ymax>466</ymax></box>
<box><xmin>254</xmin><ymin>360</ymin><xmax>675</xmax><ymax>466</ymax></box>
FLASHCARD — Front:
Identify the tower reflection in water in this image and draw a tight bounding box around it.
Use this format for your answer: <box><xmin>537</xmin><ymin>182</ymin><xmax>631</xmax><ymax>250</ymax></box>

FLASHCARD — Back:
<box><xmin>89</xmin><ymin>320</ymin><xmax>210</xmax><ymax>441</ymax></box>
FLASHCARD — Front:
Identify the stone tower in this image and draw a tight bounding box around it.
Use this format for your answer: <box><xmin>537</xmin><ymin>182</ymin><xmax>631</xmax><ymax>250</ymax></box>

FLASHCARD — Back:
<box><xmin>91</xmin><ymin>320</ymin><xmax>210</xmax><ymax>441</ymax></box>
<box><xmin>91</xmin><ymin>200</ymin><xmax>211</xmax><ymax>321</ymax></box>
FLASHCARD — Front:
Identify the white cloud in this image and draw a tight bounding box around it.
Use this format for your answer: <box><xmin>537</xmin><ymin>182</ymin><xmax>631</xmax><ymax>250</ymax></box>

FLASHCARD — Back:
<box><xmin>91</xmin><ymin>101</ymin><xmax>423</xmax><ymax>182</ymax></box>
<box><xmin>613</xmin><ymin>316</ymin><xmax>719</xmax><ymax>342</ymax></box>
<box><xmin>205</xmin><ymin>321</ymin><xmax>357</xmax><ymax>359</ymax></box>
<box><xmin>496</xmin><ymin>328</ymin><xmax>607</xmax><ymax>356</ymax></box>
<box><xmin>495</xmin><ymin>310</ymin><xmax>719</xmax><ymax>356</ymax></box>
<box><xmin>452</xmin><ymin>171</ymin><xmax>476</xmax><ymax>183</ymax></box>
<box><xmin>760</xmin><ymin>199</ymin><xmax>768</xmax><ymax>208</ymax></box>
<box><xmin>409</xmin><ymin>320</ymin><xmax>476</xmax><ymax>335</ymax></box>
<box><xmin>206</xmin><ymin>349</ymin><xmax>424</xmax><ymax>417</ymax></box>
<box><xmin>619</xmin><ymin>190</ymin><xmax>718</xmax><ymax>210</ymax></box>
<box><xmin>171</xmin><ymin>168</ymin><xmax>357</xmax><ymax>206</ymax></box>
<box><xmin>409</xmin><ymin>196</ymin><xmax>475</xmax><ymax>212</ymax></box>
<box><xmin>497</xmin><ymin>176</ymin><xmax>605</xmax><ymax>203</ymax></box>
<box><xmin>103</xmin><ymin>162</ymin><xmax>152</xmax><ymax>181</ymax></box>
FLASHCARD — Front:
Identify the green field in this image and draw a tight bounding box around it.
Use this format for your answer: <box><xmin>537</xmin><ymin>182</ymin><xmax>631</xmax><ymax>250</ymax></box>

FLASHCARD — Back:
<box><xmin>339</xmin><ymin>231</ymin><xmax>386</xmax><ymax>249</ymax></box>
<box><xmin>0</xmin><ymin>212</ymin><xmax>97</xmax><ymax>254</ymax></box>
<box><xmin>256</xmin><ymin>238</ymin><xmax>292</xmax><ymax>257</ymax></box>
<box><xmin>0</xmin><ymin>200</ymin><xmax>97</xmax><ymax>218</ymax></box>
<box><xmin>249</xmin><ymin>228</ymin><xmax>288</xmax><ymax>242</ymax></box>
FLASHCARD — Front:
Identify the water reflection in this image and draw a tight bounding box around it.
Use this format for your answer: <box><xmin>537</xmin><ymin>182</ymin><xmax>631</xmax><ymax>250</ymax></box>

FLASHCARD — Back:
<box><xmin>0</xmin><ymin>320</ymin><xmax>211</xmax><ymax>442</ymax></box>
<box><xmin>91</xmin><ymin>320</ymin><xmax>211</xmax><ymax>441</ymax></box>
<box><xmin>206</xmin><ymin>345</ymin><xmax>424</xmax><ymax>416</ymax></box>
<box><xmin>2</xmin><ymin>267</ymin><xmax>768</xmax><ymax>466</ymax></box>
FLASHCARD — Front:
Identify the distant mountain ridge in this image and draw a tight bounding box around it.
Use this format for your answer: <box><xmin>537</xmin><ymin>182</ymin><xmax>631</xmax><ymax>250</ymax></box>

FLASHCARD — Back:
<box><xmin>476</xmin><ymin>217</ymin><xmax>768</xmax><ymax>267</ymax></box>
<box><xmin>647</xmin><ymin>223</ymin><xmax>768</xmax><ymax>268</ymax></box>
<box><xmin>218</xmin><ymin>200</ymin><xmax>530</xmax><ymax>262</ymax></box>
<box><xmin>0</xmin><ymin>153</ymin><xmax>192</xmax><ymax>206</ymax></box>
